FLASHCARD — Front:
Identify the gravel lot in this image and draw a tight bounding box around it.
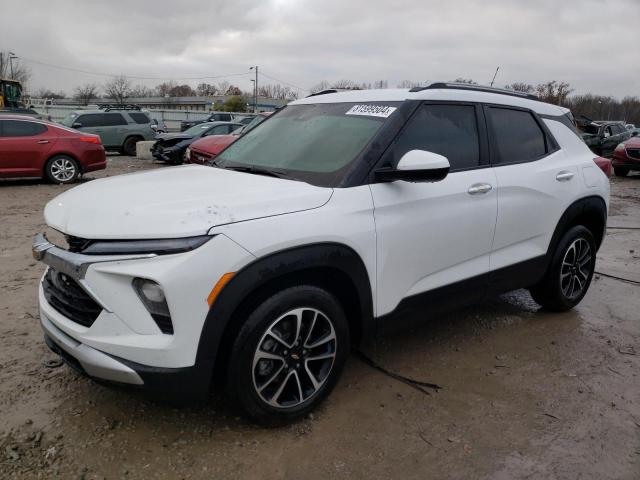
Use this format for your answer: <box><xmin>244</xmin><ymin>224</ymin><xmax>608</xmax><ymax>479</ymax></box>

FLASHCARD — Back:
<box><xmin>1</xmin><ymin>156</ymin><xmax>639</xmax><ymax>479</ymax></box>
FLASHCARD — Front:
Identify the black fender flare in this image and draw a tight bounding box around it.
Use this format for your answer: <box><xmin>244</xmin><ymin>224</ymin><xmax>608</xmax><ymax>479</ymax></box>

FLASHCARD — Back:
<box><xmin>547</xmin><ymin>195</ymin><xmax>607</xmax><ymax>257</ymax></box>
<box><xmin>195</xmin><ymin>242</ymin><xmax>374</xmax><ymax>377</ymax></box>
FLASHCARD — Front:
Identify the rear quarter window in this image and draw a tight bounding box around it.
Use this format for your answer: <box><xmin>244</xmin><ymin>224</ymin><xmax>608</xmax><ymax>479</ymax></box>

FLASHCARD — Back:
<box><xmin>488</xmin><ymin>107</ymin><xmax>547</xmax><ymax>164</ymax></box>
<box><xmin>129</xmin><ymin>112</ymin><xmax>151</xmax><ymax>124</ymax></box>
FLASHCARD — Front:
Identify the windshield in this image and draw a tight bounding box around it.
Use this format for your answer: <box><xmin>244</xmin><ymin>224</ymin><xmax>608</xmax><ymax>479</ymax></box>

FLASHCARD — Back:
<box><xmin>184</xmin><ymin>123</ymin><xmax>214</xmax><ymax>136</ymax></box>
<box><xmin>215</xmin><ymin>103</ymin><xmax>398</xmax><ymax>186</ymax></box>
<box><xmin>60</xmin><ymin>112</ymin><xmax>78</xmax><ymax>127</ymax></box>
<box><xmin>582</xmin><ymin>124</ymin><xmax>599</xmax><ymax>135</ymax></box>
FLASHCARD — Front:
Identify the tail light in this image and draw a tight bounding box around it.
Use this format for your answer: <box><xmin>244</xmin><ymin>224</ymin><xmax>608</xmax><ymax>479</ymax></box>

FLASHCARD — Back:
<box><xmin>593</xmin><ymin>156</ymin><xmax>611</xmax><ymax>177</ymax></box>
<box><xmin>78</xmin><ymin>136</ymin><xmax>102</xmax><ymax>145</ymax></box>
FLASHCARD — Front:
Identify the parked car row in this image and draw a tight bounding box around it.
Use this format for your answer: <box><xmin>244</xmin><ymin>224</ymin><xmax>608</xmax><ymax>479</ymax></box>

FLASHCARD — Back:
<box><xmin>151</xmin><ymin>121</ymin><xmax>243</xmax><ymax>164</ymax></box>
<box><xmin>186</xmin><ymin>112</ymin><xmax>272</xmax><ymax>164</ymax></box>
<box><xmin>179</xmin><ymin>112</ymin><xmax>255</xmax><ymax>131</ymax></box>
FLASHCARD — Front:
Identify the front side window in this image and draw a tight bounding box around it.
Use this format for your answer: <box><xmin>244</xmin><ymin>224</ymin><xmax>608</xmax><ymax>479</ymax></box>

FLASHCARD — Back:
<box><xmin>75</xmin><ymin>114</ymin><xmax>104</xmax><ymax>127</ymax></box>
<box><xmin>488</xmin><ymin>107</ymin><xmax>546</xmax><ymax>164</ymax></box>
<box><xmin>215</xmin><ymin>102</ymin><xmax>398</xmax><ymax>186</ymax></box>
<box><xmin>392</xmin><ymin>104</ymin><xmax>480</xmax><ymax>171</ymax></box>
<box><xmin>0</xmin><ymin>120</ymin><xmax>47</xmax><ymax>137</ymax></box>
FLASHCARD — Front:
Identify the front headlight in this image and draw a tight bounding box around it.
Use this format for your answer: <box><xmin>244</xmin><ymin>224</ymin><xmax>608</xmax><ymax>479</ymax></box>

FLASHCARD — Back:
<box><xmin>132</xmin><ymin>278</ymin><xmax>173</xmax><ymax>334</ymax></box>
<box><xmin>81</xmin><ymin>235</ymin><xmax>213</xmax><ymax>255</ymax></box>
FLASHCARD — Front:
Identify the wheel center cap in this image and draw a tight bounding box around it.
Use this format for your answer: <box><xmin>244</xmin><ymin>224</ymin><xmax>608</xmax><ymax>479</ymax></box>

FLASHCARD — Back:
<box><xmin>290</xmin><ymin>353</ymin><xmax>300</xmax><ymax>361</ymax></box>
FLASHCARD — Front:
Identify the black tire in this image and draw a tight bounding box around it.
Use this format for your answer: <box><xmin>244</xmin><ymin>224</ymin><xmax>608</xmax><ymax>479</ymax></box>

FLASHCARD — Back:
<box><xmin>122</xmin><ymin>136</ymin><xmax>141</xmax><ymax>156</ymax></box>
<box><xmin>613</xmin><ymin>167</ymin><xmax>629</xmax><ymax>177</ymax></box>
<box><xmin>44</xmin><ymin>155</ymin><xmax>80</xmax><ymax>184</ymax></box>
<box><xmin>227</xmin><ymin>286</ymin><xmax>350</xmax><ymax>425</ymax></box>
<box><xmin>529</xmin><ymin>225</ymin><xmax>596</xmax><ymax>312</ymax></box>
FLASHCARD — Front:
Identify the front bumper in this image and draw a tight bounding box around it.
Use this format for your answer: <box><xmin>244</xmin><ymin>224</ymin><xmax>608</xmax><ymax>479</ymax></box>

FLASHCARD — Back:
<box><xmin>32</xmin><ymin>232</ymin><xmax>255</xmax><ymax>396</ymax></box>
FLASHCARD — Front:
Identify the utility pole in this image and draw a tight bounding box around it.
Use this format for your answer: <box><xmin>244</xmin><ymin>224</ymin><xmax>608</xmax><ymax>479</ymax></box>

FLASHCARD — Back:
<box><xmin>490</xmin><ymin>66</ymin><xmax>500</xmax><ymax>87</ymax></box>
<box><xmin>250</xmin><ymin>79</ymin><xmax>256</xmax><ymax>112</ymax></box>
<box><xmin>250</xmin><ymin>66</ymin><xmax>258</xmax><ymax>112</ymax></box>
<box><xmin>8</xmin><ymin>52</ymin><xmax>17</xmax><ymax>79</ymax></box>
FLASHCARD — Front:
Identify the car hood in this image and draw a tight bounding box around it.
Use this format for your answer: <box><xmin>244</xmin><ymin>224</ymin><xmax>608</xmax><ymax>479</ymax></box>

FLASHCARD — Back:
<box><xmin>44</xmin><ymin>166</ymin><xmax>333</xmax><ymax>239</ymax></box>
<box><xmin>190</xmin><ymin>134</ymin><xmax>238</xmax><ymax>154</ymax></box>
<box><xmin>156</xmin><ymin>133</ymin><xmax>192</xmax><ymax>142</ymax></box>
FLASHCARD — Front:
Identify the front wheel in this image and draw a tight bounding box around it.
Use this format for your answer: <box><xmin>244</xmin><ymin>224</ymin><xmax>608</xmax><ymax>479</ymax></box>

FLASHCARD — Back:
<box><xmin>227</xmin><ymin>286</ymin><xmax>350</xmax><ymax>425</ymax></box>
<box><xmin>45</xmin><ymin>155</ymin><xmax>79</xmax><ymax>184</ymax></box>
<box><xmin>529</xmin><ymin>225</ymin><xmax>596</xmax><ymax>312</ymax></box>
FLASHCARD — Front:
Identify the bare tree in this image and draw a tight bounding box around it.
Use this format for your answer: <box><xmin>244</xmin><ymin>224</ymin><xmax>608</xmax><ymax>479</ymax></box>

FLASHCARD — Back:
<box><xmin>310</xmin><ymin>80</ymin><xmax>331</xmax><ymax>94</ymax></box>
<box><xmin>0</xmin><ymin>51</ymin><xmax>31</xmax><ymax>85</ymax></box>
<box><xmin>103</xmin><ymin>75</ymin><xmax>132</xmax><ymax>103</ymax></box>
<box><xmin>257</xmin><ymin>84</ymin><xmax>299</xmax><ymax>100</ymax></box>
<box><xmin>73</xmin><ymin>83</ymin><xmax>99</xmax><ymax>105</ymax></box>
<box><xmin>373</xmin><ymin>80</ymin><xmax>388</xmax><ymax>89</ymax></box>
<box><xmin>451</xmin><ymin>78</ymin><xmax>477</xmax><ymax>84</ymax></box>
<box><xmin>216</xmin><ymin>81</ymin><xmax>231</xmax><ymax>95</ymax></box>
<box><xmin>129</xmin><ymin>84</ymin><xmax>155</xmax><ymax>98</ymax></box>
<box><xmin>397</xmin><ymin>80</ymin><xmax>427</xmax><ymax>88</ymax></box>
<box><xmin>535</xmin><ymin>81</ymin><xmax>573</xmax><ymax>105</ymax></box>
<box><xmin>33</xmin><ymin>88</ymin><xmax>66</xmax><ymax>99</ymax></box>
<box><xmin>505</xmin><ymin>82</ymin><xmax>535</xmax><ymax>93</ymax></box>
<box><xmin>155</xmin><ymin>81</ymin><xmax>177</xmax><ymax>97</ymax></box>
<box><xmin>196</xmin><ymin>83</ymin><xmax>218</xmax><ymax>96</ymax></box>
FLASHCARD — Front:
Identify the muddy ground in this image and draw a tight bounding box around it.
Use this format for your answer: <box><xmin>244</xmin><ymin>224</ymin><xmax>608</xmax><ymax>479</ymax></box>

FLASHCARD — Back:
<box><xmin>1</xmin><ymin>156</ymin><xmax>639</xmax><ymax>479</ymax></box>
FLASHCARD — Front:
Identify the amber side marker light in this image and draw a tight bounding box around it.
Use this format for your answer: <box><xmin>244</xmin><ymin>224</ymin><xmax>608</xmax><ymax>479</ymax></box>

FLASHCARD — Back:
<box><xmin>207</xmin><ymin>272</ymin><xmax>235</xmax><ymax>306</ymax></box>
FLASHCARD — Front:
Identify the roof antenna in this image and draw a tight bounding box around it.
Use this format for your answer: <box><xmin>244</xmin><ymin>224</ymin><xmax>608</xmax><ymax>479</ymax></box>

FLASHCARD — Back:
<box><xmin>490</xmin><ymin>66</ymin><xmax>500</xmax><ymax>87</ymax></box>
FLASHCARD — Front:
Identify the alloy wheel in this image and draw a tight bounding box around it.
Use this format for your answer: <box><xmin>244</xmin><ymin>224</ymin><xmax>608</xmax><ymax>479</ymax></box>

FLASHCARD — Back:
<box><xmin>252</xmin><ymin>307</ymin><xmax>337</xmax><ymax>409</ymax></box>
<box><xmin>560</xmin><ymin>238</ymin><xmax>592</xmax><ymax>300</ymax></box>
<box><xmin>50</xmin><ymin>158</ymin><xmax>76</xmax><ymax>182</ymax></box>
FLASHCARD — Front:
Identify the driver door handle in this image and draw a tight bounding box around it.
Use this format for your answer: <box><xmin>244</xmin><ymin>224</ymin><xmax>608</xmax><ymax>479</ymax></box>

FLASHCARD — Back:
<box><xmin>37</xmin><ymin>140</ymin><xmax>50</xmax><ymax>144</ymax></box>
<box><xmin>467</xmin><ymin>183</ymin><xmax>493</xmax><ymax>195</ymax></box>
<box><xmin>556</xmin><ymin>171</ymin><xmax>574</xmax><ymax>182</ymax></box>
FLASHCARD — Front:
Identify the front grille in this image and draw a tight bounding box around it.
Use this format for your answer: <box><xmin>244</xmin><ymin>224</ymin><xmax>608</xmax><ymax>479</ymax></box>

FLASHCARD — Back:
<box><xmin>42</xmin><ymin>269</ymin><xmax>102</xmax><ymax>327</ymax></box>
<box><xmin>65</xmin><ymin>235</ymin><xmax>91</xmax><ymax>252</ymax></box>
<box><xmin>626</xmin><ymin>148</ymin><xmax>640</xmax><ymax>160</ymax></box>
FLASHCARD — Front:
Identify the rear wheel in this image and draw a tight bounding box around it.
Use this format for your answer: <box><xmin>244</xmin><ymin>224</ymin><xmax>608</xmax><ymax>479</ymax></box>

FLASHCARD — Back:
<box><xmin>122</xmin><ymin>136</ymin><xmax>141</xmax><ymax>156</ymax></box>
<box><xmin>45</xmin><ymin>155</ymin><xmax>79</xmax><ymax>184</ymax></box>
<box><xmin>227</xmin><ymin>286</ymin><xmax>349</xmax><ymax>425</ymax></box>
<box><xmin>614</xmin><ymin>167</ymin><xmax>629</xmax><ymax>177</ymax></box>
<box><xmin>529</xmin><ymin>226</ymin><xmax>596</xmax><ymax>312</ymax></box>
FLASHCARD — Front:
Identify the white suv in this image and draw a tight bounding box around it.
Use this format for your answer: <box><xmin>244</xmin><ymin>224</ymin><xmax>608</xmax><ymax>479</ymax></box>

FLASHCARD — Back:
<box><xmin>33</xmin><ymin>84</ymin><xmax>609</xmax><ymax>424</ymax></box>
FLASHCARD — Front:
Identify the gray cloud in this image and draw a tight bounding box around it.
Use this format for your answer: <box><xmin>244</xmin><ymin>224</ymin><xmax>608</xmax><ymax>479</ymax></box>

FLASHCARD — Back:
<box><xmin>2</xmin><ymin>0</ymin><xmax>639</xmax><ymax>97</ymax></box>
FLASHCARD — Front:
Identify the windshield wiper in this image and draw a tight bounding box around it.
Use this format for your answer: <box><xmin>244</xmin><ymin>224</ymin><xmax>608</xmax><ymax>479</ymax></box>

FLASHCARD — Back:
<box><xmin>217</xmin><ymin>164</ymin><xmax>295</xmax><ymax>180</ymax></box>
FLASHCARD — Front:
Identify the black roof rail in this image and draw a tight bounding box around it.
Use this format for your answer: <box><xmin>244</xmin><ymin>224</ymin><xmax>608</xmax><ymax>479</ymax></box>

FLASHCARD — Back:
<box><xmin>98</xmin><ymin>104</ymin><xmax>142</xmax><ymax>111</ymax></box>
<box><xmin>306</xmin><ymin>89</ymin><xmax>340</xmax><ymax>98</ymax></box>
<box><xmin>410</xmin><ymin>82</ymin><xmax>539</xmax><ymax>101</ymax></box>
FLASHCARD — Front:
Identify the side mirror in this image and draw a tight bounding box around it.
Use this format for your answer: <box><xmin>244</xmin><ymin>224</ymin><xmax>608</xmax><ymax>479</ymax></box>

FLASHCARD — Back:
<box><xmin>72</xmin><ymin>122</ymin><xmax>83</xmax><ymax>129</ymax></box>
<box><xmin>375</xmin><ymin>150</ymin><xmax>450</xmax><ymax>182</ymax></box>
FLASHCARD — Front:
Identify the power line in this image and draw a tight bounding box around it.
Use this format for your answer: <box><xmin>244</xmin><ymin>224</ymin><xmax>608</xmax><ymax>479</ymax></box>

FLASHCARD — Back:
<box><xmin>18</xmin><ymin>56</ymin><xmax>251</xmax><ymax>81</ymax></box>
<box><xmin>260</xmin><ymin>71</ymin><xmax>308</xmax><ymax>92</ymax></box>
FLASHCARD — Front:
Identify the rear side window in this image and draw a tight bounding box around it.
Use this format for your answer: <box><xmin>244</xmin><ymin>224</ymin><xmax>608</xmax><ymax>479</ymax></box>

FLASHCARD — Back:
<box><xmin>76</xmin><ymin>114</ymin><xmax>104</xmax><ymax>127</ymax></box>
<box><xmin>488</xmin><ymin>108</ymin><xmax>546</xmax><ymax>164</ymax></box>
<box><xmin>102</xmin><ymin>113</ymin><xmax>128</xmax><ymax>126</ymax></box>
<box><xmin>393</xmin><ymin>104</ymin><xmax>480</xmax><ymax>171</ymax></box>
<box><xmin>129</xmin><ymin>112</ymin><xmax>151</xmax><ymax>124</ymax></box>
<box><xmin>0</xmin><ymin>120</ymin><xmax>48</xmax><ymax>137</ymax></box>
<box><xmin>213</xmin><ymin>113</ymin><xmax>232</xmax><ymax>122</ymax></box>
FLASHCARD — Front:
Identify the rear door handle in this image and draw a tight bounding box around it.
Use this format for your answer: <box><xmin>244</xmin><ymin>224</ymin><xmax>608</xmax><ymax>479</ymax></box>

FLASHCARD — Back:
<box><xmin>467</xmin><ymin>183</ymin><xmax>493</xmax><ymax>195</ymax></box>
<box><xmin>556</xmin><ymin>171</ymin><xmax>574</xmax><ymax>182</ymax></box>
<box><xmin>37</xmin><ymin>140</ymin><xmax>50</xmax><ymax>144</ymax></box>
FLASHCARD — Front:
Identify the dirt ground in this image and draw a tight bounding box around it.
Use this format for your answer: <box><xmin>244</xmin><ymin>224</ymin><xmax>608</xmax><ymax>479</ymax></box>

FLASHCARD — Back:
<box><xmin>1</xmin><ymin>156</ymin><xmax>639</xmax><ymax>480</ymax></box>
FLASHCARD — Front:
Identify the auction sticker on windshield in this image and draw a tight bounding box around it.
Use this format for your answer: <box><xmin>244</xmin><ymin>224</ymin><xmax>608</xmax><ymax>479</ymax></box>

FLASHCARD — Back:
<box><xmin>345</xmin><ymin>105</ymin><xmax>397</xmax><ymax>118</ymax></box>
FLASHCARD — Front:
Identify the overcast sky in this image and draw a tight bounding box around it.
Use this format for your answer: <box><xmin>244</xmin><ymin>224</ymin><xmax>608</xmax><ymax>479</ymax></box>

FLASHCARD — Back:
<box><xmin>2</xmin><ymin>0</ymin><xmax>639</xmax><ymax>98</ymax></box>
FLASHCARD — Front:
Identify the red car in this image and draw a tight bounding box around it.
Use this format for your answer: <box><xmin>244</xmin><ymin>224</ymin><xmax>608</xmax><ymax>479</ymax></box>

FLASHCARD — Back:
<box><xmin>0</xmin><ymin>115</ymin><xmax>106</xmax><ymax>184</ymax></box>
<box><xmin>612</xmin><ymin>136</ymin><xmax>640</xmax><ymax>177</ymax></box>
<box><xmin>593</xmin><ymin>155</ymin><xmax>612</xmax><ymax>177</ymax></box>
<box><xmin>186</xmin><ymin>112</ymin><xmax>272</xmax><ymax>164</ymax></box>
